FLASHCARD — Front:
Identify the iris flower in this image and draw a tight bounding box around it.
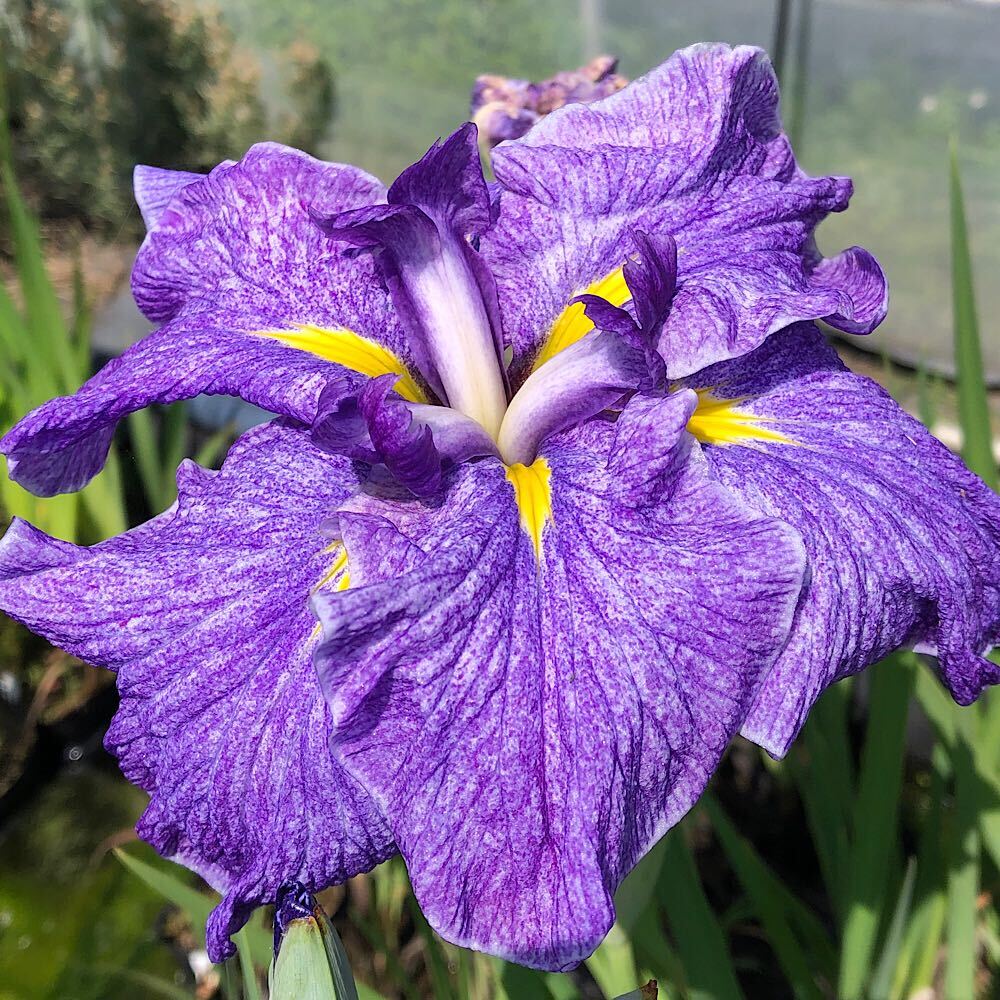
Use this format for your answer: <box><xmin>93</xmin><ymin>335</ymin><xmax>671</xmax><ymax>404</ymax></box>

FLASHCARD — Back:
<box><xmin>471</xmin><ymin>54</ymin><xmax>628</xmax><ymax>146</ymax></box>
<box><xmin>2</xmin><ymin>44</ymin><xmax>998</xmax><ymax>971</ymax></box>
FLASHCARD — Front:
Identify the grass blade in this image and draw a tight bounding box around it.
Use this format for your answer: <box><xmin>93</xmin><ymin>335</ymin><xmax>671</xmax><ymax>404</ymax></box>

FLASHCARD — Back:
<box><xmin>656</xmin><ymin>830</ymin><xmax>743</xmax><ymax>1000</ymax></box>
<box><xmin>949</xmin><ymin>139</ymin><xmax>997</xmax><ymax>489</ymax></box>
<box><xmin>703</xmin><ymin>795</ymin><xmax>825</xmax><ymax>1000</ymax></box>
<box><xmin>868</xmin><ymin>858</ymin><xmax>916</xmax><ymax>1000</ymax></box>
<box><xmin>839</xmin><ymin>654</ymin><xmax>915</xmax><ymax>999</ymax></box>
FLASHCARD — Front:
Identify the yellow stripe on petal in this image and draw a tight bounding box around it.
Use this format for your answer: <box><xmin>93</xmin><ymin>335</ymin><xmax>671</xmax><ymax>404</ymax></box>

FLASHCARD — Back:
<box><xmin>310</xmin><ymin>544</ymin><xmax>351</xmax><ymax>642</ymax></box>
<box><xmin>506</xmin><ymin>458</ymin><xmax>553</xmax><ymax>560</ymax></box>
<box><xmin>686</xmin><ymin>388</ymin><xmax>792</xmax><ymax>446</ymax></box>
<box><xmin>532</xmin><ymin>266</ymin><xmax>630</xmax><ymax>372</ymax></box>
<box><xmin>313</xmin><ymin>544</ymin><xmax>350</xmax><ymax>593</ymax></box>
<box><xmin>259</xmin><ymin>323</ymin><xmax>426</xmax><ymax>403</ymax></box>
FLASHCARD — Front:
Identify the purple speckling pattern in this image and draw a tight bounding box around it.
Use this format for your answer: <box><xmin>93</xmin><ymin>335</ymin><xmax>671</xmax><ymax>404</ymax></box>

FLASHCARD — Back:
<box><xmin>0</xmin><ymin>41</ymin><xmax>996</xmax><ymax>973</ymax></box>
<box><xmin>313</xmin><ymin>400</ymin><xmax>806</xmax><ymax>968</ymax></box>
<box><xmin>0</xmin><ymin>420</ymin><xmax>394</xmax><ymax>959</ymax></box>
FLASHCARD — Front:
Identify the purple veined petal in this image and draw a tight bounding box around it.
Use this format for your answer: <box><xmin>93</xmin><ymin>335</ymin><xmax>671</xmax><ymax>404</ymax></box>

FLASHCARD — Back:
<box><xmin>311</xmin><ymin>376</ymin><xmax>500</xmax><ymax>498</ymax></box>
<box><xmin>315</xmin><ymin>125</ymin><xmax>509</xmax><ymax>439</ymax></box>
<box><xmin>387</xmin><ymin>122</ymin><xmax>497</xmax><ymax>239</ymax></box>
<box><xmin>312</xmin><ymin>402</ymin><xmax>806</xmax><ymax>970</ymax></box>
<box><xmin>0</xmin><ymin>419</ymin><xmax>395</xmax><ymax>960</ymax></box>
<box><xmin>685</xmin><ymin>322</ymin><xmax>1000</xmax><ymax>755</ymax></box>
<box><xmin>132</xmin><ymin>165</ymin><xmax>207</xmax><ymax>230</ymax></box>
<box><xmin>496</xmin><ymin>230</ymin><xmax>673</xmax><ymax>465</ymax></box>
<box><xmin>495</xmin><ymin>328</ymin><xmax>642</xmax><ymax>465</ymax></box>
<box><xmin>132</xmin><ymin>143</ymin><xmax>394</xmax><ymax>330</ymax></box>
<box><xmin>606</xmin><ymin>389</ymin><xmax>700</xmax><ymax>505</ymax></box>
<box><xmin>483</xmin><ymin>43</ymin><xmax>887</xmax><ymax>383</ymax></box>
<box><xmin>406</xmin><ymin>403</ymin><xmax>500</xmax><ymax>465</ymax></box>
<box><xmin>310</xmin><ymin>377</ymin><xmax>379</xmax><ymax>464</ymax></box>
<box><xmin>359</xmin><ymin>375</ymin><xmax>443</xmax><ymax>498</ymax></box>
<box><xmin>4</xmin><ymin>143</ymin><xmax>422</xmax><ymax>497</ymax></box>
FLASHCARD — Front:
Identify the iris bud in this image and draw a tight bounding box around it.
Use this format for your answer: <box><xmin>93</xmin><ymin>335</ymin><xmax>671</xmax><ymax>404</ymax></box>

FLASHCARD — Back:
<box><xmin>269</xmin><ymin>881</ymin><xmax>359</xmax><ymax>1000</ymax></box>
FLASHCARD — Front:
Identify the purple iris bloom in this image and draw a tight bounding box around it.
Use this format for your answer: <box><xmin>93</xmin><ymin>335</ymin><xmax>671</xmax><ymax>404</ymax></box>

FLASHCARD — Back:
<box><xmin>471</xmin><ymin>54</ymin><xmax>628</xmax><ymax>146</ymax></box>
<box><xmin>2</xmin><ymin>44</ymin><xmax>998</xmax><ymax>971</ymax></box>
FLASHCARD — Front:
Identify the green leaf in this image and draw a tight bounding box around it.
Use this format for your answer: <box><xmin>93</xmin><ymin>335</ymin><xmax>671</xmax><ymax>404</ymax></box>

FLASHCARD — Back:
<box><xmin>0</xmin><ymin>130</ymin><xmax>78</xmax><ymax>395</ymax></box>
<box><xmin>945</xmin><ymin>711</ymin><xmax>981</xmax><ymax>1000</ymax></box>
<box><xmin>194</xmin><ymin>422</ymin><xmax>237</xmax><ymax>470</ymax></box>
<box><xmin>949</xmin><ymin>138</ymin><xmax>997</xmax><ymax>490</ymax></box>
<box><xmin>128</xmin><ymin>408</ymin><xmax>169</xmax><ymax>513</ymax></box>
<box><xmin>893</xmin><ymin>743</ymin><xmax>949</xmax><ymax>999</ymax></box>
<box><xmin>787</xmin><ymin>681</ymin><xmax>854</xmax><ymax>926</ymax></box>
<box><xmin>839</xmin><ymin>654</ymin><xmax>915</xmax><ymax>999</ymax></box>
<box><xmin>269</xmin><ymin>917</ymin><xmax>341</xmax><ymax>1000</ymax></box>
<box><xmin>867</xmin><ymin>858</ymin><xmax>917</xmax><ymax>1000</ymax></box>
<box><xmin>113</xmin><ymin>848</ymin><xmax>214</xmax><ymax>933</ymax></box>
<box><xmin>405</xmin><ymin>894</ymin><xmax>453</xmax><ymax>998</ymax></box>
<box><xmin>615</xmin><ymin>835</ymin><xmax>667</xmax><ymax>932</ymax></box>
<box><xmin>703</xmin><ymin>795</ymin><xmax>825</xmax><ymax>1000</ymax></box>
<box><xmin>915</xmin><ymin>362</ymin><xmax>938</xmax><ymax>431</ymax></box>
<box><xmin>161</xmin><ymin>402</ymin><xmax>192</xmax><ymax>501</ymax></box>
<box><xmin>585</xmin><ymin>922</ymin><xmax>638</xmax><ymax>999</ymax></box>
<box><xmin>496</xmin><ymin>962</ymin><xmax>556</xmax><ymax>1000</ymax></box>
<box><xmin>788</xmin><ymin>721</ymin><xmax>850</xmax><ymax>924</ymax></box>
<box><xmin>76</xmin><ymin>967</ymin><xmax>194</xmax><ymax>1000</ymax></box>
<box><xmin>656</xmin><ymin>830</ymin><xmax>743</xmax><ymax>1000</ymax></box>
<box><xmin>621</xmin><ymin>902</ymin><xmax>683</xmax><ymax>994</ymax></box>
<box><xmin>236</xmin><ymin>929</ymin><xmax>263</xmax><ymax>1000</ymax></box>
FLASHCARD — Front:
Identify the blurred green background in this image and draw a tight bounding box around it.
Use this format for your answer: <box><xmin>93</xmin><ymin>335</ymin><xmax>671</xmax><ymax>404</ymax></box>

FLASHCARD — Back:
<box><xmin>1</xmin><ymin>1</ymin><xmax>999</xmax><ymax>998</ymax></box>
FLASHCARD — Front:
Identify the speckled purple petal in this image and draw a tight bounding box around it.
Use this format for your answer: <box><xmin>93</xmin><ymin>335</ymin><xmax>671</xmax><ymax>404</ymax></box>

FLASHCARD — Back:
<box><xmin>0</xmin><ymin>420</ymin><xmax>395</xmax><ymax>959</ymax></box>
<box><xmin>311</xmin><ymin>377</ymin><xmax>499</xmax><ymax>495</ymax></box>
<box><xmin>3</xmin><ymin>144</ymin><xmax>404</xmax><ymax>496</ymax></box>
<box><xmin>312</xmin><ymin>399</ymin><xmax>806</xmax><ymax>970</ymax></box>
<box><xmin>484</xmin><ymin>43</ymin><xmax>887</xmax><ymax>382</ymax></box>
<box><xmin>359</xmin><ymin>375</ymin><xmax>443</xmax><ymax>497</ymax></box>
<box><xmin>688</xmin><ymin>324</ymin><xmax>1000</xmax><ymax>755</ymax></box>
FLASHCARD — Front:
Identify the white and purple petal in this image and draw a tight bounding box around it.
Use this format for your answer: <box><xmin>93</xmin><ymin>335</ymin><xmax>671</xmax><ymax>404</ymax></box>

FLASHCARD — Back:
<box><xmin>315</xmin><ymin>125</ymin><xmax>509</xmax><ymax>438</ymax></box>
<box><xmin>132</xmin><ymin>164</ymin><xmax>207</xmax><ymax>229</ymax></box>
<box><xmin>484</xmin><ymin>43</ymin><xmax>888</xmax><ymax>381</ymax></box>
<box><xmin>0</xmin><ymin>420</ymin><xmax>395</xmax><ymax>958</ymax></box>
<box><xmin>688</xmin><ymin>323</ymin><xmax>1000</xmax><ymax>755</ymax></box>
<box><xmin>496</xmin><ymin>230</ymin><xmax>674</xmax><ymax>465</ymax></box>
<box><xmin>312</xmin><ymin>399</ymin><xmax>806</xmax><ymax>969</ymax></box>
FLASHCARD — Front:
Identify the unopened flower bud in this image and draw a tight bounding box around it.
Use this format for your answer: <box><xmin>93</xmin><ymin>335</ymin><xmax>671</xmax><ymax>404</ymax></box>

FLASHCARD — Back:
<box><xmin>269</xmin><ymin>881</ymin><xmax>359</xmax><ymax>1000</ymax></box>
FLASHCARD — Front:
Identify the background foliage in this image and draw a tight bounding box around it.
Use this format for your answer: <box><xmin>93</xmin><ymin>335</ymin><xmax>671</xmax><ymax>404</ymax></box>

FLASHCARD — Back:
<box><xmin>1</xmin><ymin>0</ymin><xmax>334</xmax><ymax>234</ymax></box>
